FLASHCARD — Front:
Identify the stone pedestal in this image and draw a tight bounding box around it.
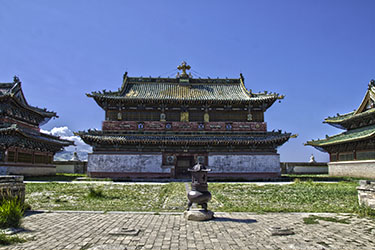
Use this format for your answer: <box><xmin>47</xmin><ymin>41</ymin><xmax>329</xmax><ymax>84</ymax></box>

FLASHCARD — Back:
<box><xmin>184</xmin><ymin>209</ymin><xmax>214</xmax><ymax>221</ymax></box>
<box><xmin>0</xmin><ymin>175</ymin><xmax>25</xmax><ymax>203</ymax></box>
<box><xmin>357</xmin><ymin>180</ymin><xmax>375</xmax><ymax>209</ymax></box>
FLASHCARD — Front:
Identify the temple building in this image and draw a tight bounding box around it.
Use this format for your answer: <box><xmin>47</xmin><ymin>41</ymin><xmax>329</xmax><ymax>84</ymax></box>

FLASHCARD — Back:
<box><xmin>306</xmin><ymin>80</ymin><xmax>375</xmax><ymax>178</ymax></box>
<box><xmin>0</xmin><ymin>76</ymin><xmax>73</xmax><ymax>176</ymax></box>
<box><xmin>78</xmin><ymin>62</ymin><xmax>292</xmax><ymax>179</ymax></box>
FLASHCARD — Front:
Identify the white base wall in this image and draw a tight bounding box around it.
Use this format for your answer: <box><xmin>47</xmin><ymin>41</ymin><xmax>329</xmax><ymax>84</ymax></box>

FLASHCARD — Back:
<box><xmin>329</xmin><ymin>160</ymin><xmax>375</xmax><ymax>179</ymax></box>
<box><xmin>0</xmin><ymin>166</ymin><xmax>56</xmax><ymax>176</ymax></box>
<box><xmin>56</xmin><ymin>164</ymin><xmax>75</xmax><ymax>174</ymax></box>
<box><xmin>208</xmin><ymin>154</ymin><xmax>280</xmax><ymax>173</ymax></box>
<box><xmin>88</xmin><ymin>154</ymin><xmax>167</xmax><ymax>173</ymax></box>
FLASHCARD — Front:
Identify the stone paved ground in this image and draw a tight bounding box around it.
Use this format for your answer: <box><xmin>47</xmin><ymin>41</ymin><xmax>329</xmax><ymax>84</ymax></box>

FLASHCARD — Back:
<box><xmin>1</xmin><ymin>211</ymin><xmax>375</xmax><ymax>250</ymax></box>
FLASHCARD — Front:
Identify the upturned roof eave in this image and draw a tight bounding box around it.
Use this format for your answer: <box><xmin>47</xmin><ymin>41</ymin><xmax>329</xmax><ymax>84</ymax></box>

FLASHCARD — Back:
<box><xmin>77</xmin><ymin>131</ymin><xmax>292</xmax><ymax>146</ymax></box>
<box><xmin>0</xmin><ymin>125</ymin><xmax>74</xmax><ymax>147</ymax></box>
<box><xmin>324</xmin><ymin>109</ymin><xmax>375</xmax><ymax>127</ymax></box>
<box><xmin>305</xmin><ymin>126</ymin><xmax>375</xmax><ymax>148</ymax></box>
<box><xmin>0</xmin><ymin>94</ymin><xmax>57</xmax><ymax>118</ymax></box>
<box><xmin>87</xmin><ymin>93</ymin><xmax>280</xmax><ymax>104</ymax></box>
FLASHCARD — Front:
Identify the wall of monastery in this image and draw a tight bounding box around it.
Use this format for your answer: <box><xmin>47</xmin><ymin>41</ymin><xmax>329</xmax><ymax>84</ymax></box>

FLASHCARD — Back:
<box><xmin>329</xmin><ymin>160</ymin><xmax>375</xmax><ymax>179</ymax></box>
<box><xmin>88</xmin><ymin>153</ymin><xmax>167</xmax><ymax>177</ymax></box>
<box><xmin>0</xmin><ymin>165</ymin><xmax>56</xmax><ymax>176</ymax></box>
<box><xmin>280</xmin><ymin>162</ymin><xmax>328</xmax><ymax>174</ymax></box>
<box><xmin>207</xmin><ymin>153</ymin><xmax>280</xmax><ymax>179</ymax></box>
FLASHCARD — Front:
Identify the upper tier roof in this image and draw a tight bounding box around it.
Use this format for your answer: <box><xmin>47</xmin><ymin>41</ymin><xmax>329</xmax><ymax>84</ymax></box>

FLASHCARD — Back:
<box><xmin>324</xmin><ymin>80</ymin><xmax>375</xmax><ymax>130</ymax></box>
<box><xmin>87</xmin><ymin>62</ymin><xmax>284</xmax><ymax>108</ymax></box>
<box><xmin>0</xmin><ymin>76</ymin><xmax>57</xmax><ymax>120</ymax></box>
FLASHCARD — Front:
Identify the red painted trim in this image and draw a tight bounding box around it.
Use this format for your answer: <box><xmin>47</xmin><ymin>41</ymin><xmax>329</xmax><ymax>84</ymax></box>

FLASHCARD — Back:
<box><xmin>102</xmin><ymin>121</ymin><xmax>267</xmax><ymax>132</ymax></box>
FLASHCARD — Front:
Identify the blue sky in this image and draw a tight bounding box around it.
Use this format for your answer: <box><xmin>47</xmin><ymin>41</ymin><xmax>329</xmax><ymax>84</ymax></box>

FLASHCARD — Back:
<box><xmin>1</xmin><ymin>1</ymin><xmax>374</xmax><ymax>162</ymax></box>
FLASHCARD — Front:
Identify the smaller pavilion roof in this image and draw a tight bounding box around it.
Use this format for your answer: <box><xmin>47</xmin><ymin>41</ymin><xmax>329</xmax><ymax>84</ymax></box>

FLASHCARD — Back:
<box><xmin>0</xmin><ymin>123</ymin><xmax>74</xmax><ymax>152</ymax></box>
<box><xmin>305</xmin><ymin>124</ymin><xmax>375</xmax><ymax>150</ymax></box>
<box><xmin>324</xmin><ymin>80</ymin><xmax>375</xmax><ymax>129</ymax></box>
<box><xmin>0</xmin><ymin>76</ymin><xmax>57</xmax><ymax>119</ymax></box>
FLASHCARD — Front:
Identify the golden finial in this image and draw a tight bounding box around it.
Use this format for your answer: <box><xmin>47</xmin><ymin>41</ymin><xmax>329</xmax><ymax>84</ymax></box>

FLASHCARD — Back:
<box><xmin>177</xmin><ymin>61</ymin><xmax>191</xmax><ymax>78</ymax></box>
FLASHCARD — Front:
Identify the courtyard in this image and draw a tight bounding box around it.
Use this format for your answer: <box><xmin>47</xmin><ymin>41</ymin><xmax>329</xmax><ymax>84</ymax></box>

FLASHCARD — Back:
<box><xmin>1</xmin><ymin>179</ymin><xmax>374</xmax><ymax>249</ymax></box>
<box><xmin>1</xmin><ymin>209</ymin><xmax>375</xmax><ymax>250</ymax></box>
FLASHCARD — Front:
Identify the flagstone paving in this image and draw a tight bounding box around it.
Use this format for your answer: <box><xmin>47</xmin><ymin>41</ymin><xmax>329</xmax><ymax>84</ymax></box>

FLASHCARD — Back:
<box><xmin>1</xmin><ymin>211</ymin><xmax>375</xmax><ymax>250</ymax></box>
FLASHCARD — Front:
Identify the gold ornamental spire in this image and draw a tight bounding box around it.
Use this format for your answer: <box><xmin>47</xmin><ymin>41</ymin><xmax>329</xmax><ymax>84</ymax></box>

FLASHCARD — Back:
<box><xmin>177</xmin><ymin>61</ymin><xmax>191</xmax><ymax>78</ymax></box>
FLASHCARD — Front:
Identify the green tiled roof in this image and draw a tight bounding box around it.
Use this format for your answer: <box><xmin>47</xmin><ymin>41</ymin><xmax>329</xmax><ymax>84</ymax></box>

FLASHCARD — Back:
<box><xmin>0</xmin><ymin>80</ymin><xmax>56</xmax><ymax>118</ymax></box>
<box><xmin>324</xmin><ymin>111</ymin><xmax>355</xmax><ymax>123</ymax></box>
<box><xmin>78</xmin><ymin>130</ymin><xmax>291</xmax><ymax>146</ymax></box>
<box><xmin>87</xmin><ymin>75</ymin><xmax>283</xmax><ymax>104</ymax></box>
<box><xmin>324</xmin><ymin>80</ymin><xmax>375</xmax><ymax>128</ymax></box>
<box><xmin>305</xmin><ymin>124</ymin><xmax>375</xmax><ymax>147</ymax></box>
<box><xmin>0</xmin><ymin>124</ymin><xmax>74</xmax><ymax>149</ymax></box>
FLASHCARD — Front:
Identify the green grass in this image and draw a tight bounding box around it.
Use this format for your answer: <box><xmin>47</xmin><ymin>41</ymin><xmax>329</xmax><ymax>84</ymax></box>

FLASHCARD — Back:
<box><xmin>0</xmin><ymin>198</ymin><xmax>24</xmax><ymax>229</ymax></box>
<box><xmin>303</xmin><ymin>215</ymin><xmax>350</xmax><ymax>224</ymax></box>
<box><xmin>354</xmin><ymin>204</ymin><xmax>375</xmax><ymax>218</ymax></box>
<box><xmin>208</xmin><ymin>181</ymin><xmax>359</xmax><ymax>213</ymax></box>
<box><xmin>0</xmin><ymin>233</ymin><xmax>26</xmax><ymax>246</ymax></box>
<box><xmin>87</xmin><ymin>187</ymin><xmax>105</xmax><ymax>199</ymax></box>
<box><xmin>282</xmin><ymin>174</ymin><xmax>373</xmax><ymax>182</ymax></box>
<box><xmin>26</xmin><ymin>183</ymin><xmax>187</xmax><ymax>211</ymax></box>
<box><xmin>24</xmin><ymin>181</ymin><xmax>368</xmax><ymax>214</ymax></box>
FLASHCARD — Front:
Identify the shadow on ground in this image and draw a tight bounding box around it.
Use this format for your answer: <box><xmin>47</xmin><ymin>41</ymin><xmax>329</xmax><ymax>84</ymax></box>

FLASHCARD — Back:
<box><xmin>214</xmin><ymin>217</ymin><xmax>257</xmax><ymax>224</ymax></box>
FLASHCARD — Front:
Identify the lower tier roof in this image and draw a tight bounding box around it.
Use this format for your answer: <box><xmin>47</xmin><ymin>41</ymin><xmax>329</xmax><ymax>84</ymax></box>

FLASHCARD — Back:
<box><xmin>78</xmin><ymin>131</ymin><xmax>291</xmax><ymax>146</ymax></box>
<box><xmin>0</xmin><ymin>124</ymin><xmax>74</xmax><ymax>152</ymax></box>
<box><xmin>305</xmin><ymin>124</ymin><xmax>375</xmax><ymax>149</ymax></box>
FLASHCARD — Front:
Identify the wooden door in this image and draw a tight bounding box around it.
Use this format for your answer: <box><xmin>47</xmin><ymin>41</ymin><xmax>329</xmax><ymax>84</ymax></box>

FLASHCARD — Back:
<box><xmin>175</xmin><ymin>156</ymin><xmax>193</xmax><ymax>179</ymax></box>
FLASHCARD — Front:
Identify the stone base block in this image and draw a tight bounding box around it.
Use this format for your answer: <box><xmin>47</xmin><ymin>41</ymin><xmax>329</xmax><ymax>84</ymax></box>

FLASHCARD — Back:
<box><xmin>357</xmin><ymin>180</ymin><xmax>375</xmax><ymax>209</ymax></box>
<box><xmin>184</xmin><ymin>209</ymin><xmax>214</xmax><ymax>221</ymax></box>
<box><xmin>0</xmin><ymin>165</ymin><xmax>56</xmax><ymax>176</ymax></box>
<box><xmin>329</xmin><ymin>160</ymin><xmax>375</xmax><ymax>179</ymax></box>
<box><xmin>0</xmin><ymin>175</ymin><xmax>25</xmax><ymax>203</ymax></box>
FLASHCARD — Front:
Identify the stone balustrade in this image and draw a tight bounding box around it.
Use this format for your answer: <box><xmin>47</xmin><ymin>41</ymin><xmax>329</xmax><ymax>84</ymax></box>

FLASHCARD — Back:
<box><xmin>357</xmin><ymin>180</ymin><xmax>375</xmax><ymax>209</ymax></box>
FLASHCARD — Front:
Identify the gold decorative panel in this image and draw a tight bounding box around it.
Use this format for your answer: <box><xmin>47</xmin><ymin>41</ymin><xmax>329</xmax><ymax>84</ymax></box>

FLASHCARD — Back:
<box><xmin>180</xmin><ymin>112</ymin><xmax>189</xmax><ymax>122</ymax></box>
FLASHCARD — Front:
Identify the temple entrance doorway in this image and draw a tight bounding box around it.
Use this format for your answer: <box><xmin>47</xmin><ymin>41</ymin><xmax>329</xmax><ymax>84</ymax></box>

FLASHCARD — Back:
<box><xmin>175</xmin><ymin>156</ymin><xmax>193</xmax><ymax>179</ymax></box>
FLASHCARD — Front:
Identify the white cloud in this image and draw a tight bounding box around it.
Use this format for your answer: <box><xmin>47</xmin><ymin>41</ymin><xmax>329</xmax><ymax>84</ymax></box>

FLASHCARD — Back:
<box><xmin>41</xmin><ymin>126</ymin><xmax>92</xmax><ymax>161</ymax></box>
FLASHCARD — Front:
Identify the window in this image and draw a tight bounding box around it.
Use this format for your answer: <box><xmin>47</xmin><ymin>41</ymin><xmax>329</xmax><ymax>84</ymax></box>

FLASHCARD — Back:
<box><xmin>338</xmin><ymin>152</ymin><xmax>354</xmax><ymax>161</ymax></box>
<box><xmin>17</xmin><ymin>152</ymin><xmax>33</xmax><ymax>163</ymax></box>
<box><xmin>357</xmin><ymin>151</ymin><xmax>375</xmax><ymax>160</ymax></box>
<box><xmin>7</xmin><ymin>151</ymin><xmax>15</xmax><ymax>162</ymax></box>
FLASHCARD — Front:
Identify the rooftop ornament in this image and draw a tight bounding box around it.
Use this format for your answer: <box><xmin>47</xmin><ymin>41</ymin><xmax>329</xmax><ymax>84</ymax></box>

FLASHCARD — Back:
<box><xmin>369</xmin><ymin>79</ymin><xmax>375</xmax><ymax>89</ymax></box>
<box><xmin>177</xmin><ymin>61</ymin><xmax>191</xmax><ymax>78</ymax></box>
<box><xmin>184</xmin><ymin>162</ymin><xmax>214</xmax><ymax>221</ymax></box>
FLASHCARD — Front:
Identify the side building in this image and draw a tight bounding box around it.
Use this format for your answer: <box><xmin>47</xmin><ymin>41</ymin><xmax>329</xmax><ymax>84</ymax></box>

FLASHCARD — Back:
<box><xmin>78</xmin><ymin>62</ymin><xmax>293</xmax><ymax>180</ymax></box>
<box><xmin>0</xmin><ymin>76</ymin><xmax>74</xmax><ymax>176</ymax></box>
<box><xmin>306</xmin><ymin>80</ymin><xmax>375</xmax><ymax>178</ymax></box>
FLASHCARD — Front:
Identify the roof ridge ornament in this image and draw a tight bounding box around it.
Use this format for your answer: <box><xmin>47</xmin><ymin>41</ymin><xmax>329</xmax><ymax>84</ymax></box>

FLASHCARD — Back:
<box><xmin>369</xmin><ymin>79</ymin><xmax>375</xmax><ymax>89</ymax></box>
<box><xmin>177</xmin><ymin>61</ymin><xmax>191</xmax><ymax>78</ymax></box>
<box><xmin>13</xmin><ymin>76</ymin><xmax>20</xmax><ymax>84</ymax></box>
